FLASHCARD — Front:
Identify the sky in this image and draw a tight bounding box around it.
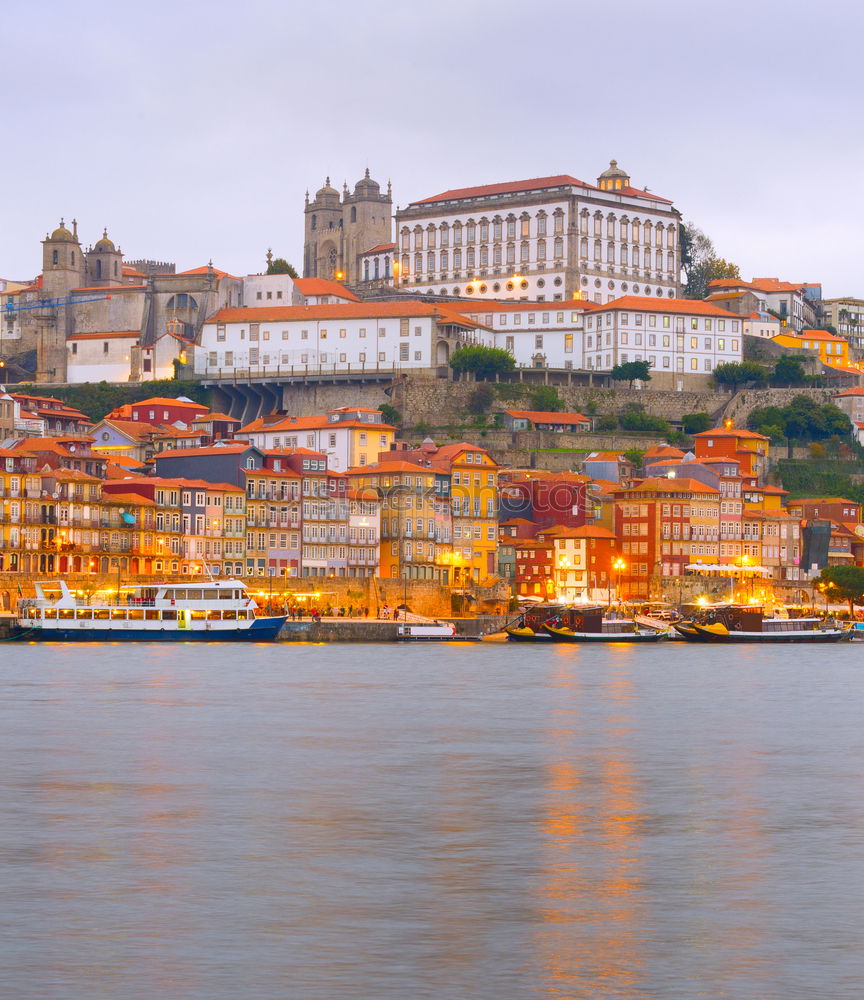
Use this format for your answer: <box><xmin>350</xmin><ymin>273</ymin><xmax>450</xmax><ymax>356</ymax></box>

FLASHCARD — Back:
<box><xmin>2</xmin><ymin>0</ymin><xmax>861</xmax><ymax>297</ymax></box>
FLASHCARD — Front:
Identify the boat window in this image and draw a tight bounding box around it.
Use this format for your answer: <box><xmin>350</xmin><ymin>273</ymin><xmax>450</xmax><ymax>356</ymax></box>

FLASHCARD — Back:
<box><xmin>206</xmin><ymin>610</ymin><xmax>221</xmax><ymax>620</ymax></box>
<box><xmin>43</xmin><ymin>609</ymin><xmax>56</xmax><ymax>619</ymax></box>
<box><xmin>219</xmin><ymin>589</ymin><xmax>232</xmax><ymax>600</ymax></box>
<box><xmin>161</xmin><ymin>610</ymin><xmax>177</xmax><ymax>621</ymax></box>
<box><xmin>128</xmin><ymin>610</ymin><xmax>145</xmax><ymax>621</ymax></box>
<box><xmin>111</xmin><ymin>609</ymin><xmax>127</xmax><ymax>620</ymax></box>
<box><xmin>145</xmin><ymin>610</ymin><xmax>160</xmax><ymax>621</ymax></box>
<box><xmin>233</xmin><ymin>590</ymin><xmax>242</xmax><ymax>600</ymax></box>
<box><xmin>203</xmin><ymin>589</ymin><xmax>219</xmax><ymax>601</ymax></box>
<box><xmin>187</xmin><ymin>590</ymin><xmax>203</xmax><ymax>601</ymax></box>
<box><xmin>223</xmin><ymin>610</ymin><xmax>237</xmax><ymax>621</ymax></box>
<box><xmin>191</xmin><ymin>610</ymin><xmax>207</xmax><ymax>620</ymax></box>
<box><xmin>246</xmin><ymin>609</ymin><xmax>255</xmax><ymax>619</ymax></box>
<box><xmin>94</xmin><ymin>608</ymin><xmax>110</xmax><ymax>620</ymax></box>
<box><xmin>59</xmin><ymin>609</ymin><xmax>75</xmax><ymax>620</ymax></box>
<box><xmin>76</xmin><ymin>609</ymin><xmax>92</xmax><ymax>620</ymax></box>
<box><xmin>171</xmin><ymin>589</ymin><xmax>186</xmax><ymax>601</ymax></box>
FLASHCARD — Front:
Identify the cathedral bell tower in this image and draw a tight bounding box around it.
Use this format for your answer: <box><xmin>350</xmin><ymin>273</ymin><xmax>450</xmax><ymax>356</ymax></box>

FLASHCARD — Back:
<box><xmin>85</xmin><ymin>229</ymin><xmax>124</xmax><ymax>287</ymax></box>
<box><xmin>41</xmin><ymin>219</ymin><xmax>85</xmax><ymax>298</ymax></box>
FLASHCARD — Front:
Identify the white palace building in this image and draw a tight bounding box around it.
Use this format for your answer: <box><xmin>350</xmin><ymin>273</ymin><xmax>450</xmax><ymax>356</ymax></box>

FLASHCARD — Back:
<box><xmin>392</xmin><ymin>161</ymin><xmax>681</xmax><ymax>304</ymax></box>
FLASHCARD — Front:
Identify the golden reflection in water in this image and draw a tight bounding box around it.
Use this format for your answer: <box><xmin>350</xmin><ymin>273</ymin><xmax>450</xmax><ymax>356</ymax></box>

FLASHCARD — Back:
<box><xmin>531</xmin><ymin>658</ymin><xmax>646</xmax><ymax>997</ymax></box>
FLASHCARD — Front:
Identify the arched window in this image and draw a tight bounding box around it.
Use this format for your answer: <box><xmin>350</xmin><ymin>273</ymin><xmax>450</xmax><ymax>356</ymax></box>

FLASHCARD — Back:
<box><xmin>453</xmin><ymin>221</ymin><xmax>463</xmax><ymax>245</ymax></box>
<box><xmin>52</xmin><ymin>250</ymin><xmax>58</xmax><ymax>265</ymax></box>
<box><xmin>113</xmin><ymin>262</ymin><xmax>118</xmax><ymax>277</ymax></box>
<box><xmin>311</xmin><ymin>214</ymin><xmax>317</xmax><ymax>231</ymax></box>
<box><xmin>427</xmin><ymin>251</ymin><xmax>436</xmax><ymax>272</ymax></box>
<box><xmin>538</xmin><ymin>239</ymin><xmax>547</xmax><ymax>260</ymax></box>
<box><xmin>384</xmin><ymin>256</ymin><xmax>391</xmax><ymax>277</ymax></box>
<box><xmin>607</xmin><ymin>243</ymin><xmax>615</xmax><ymax>263</ymax></box>
<box><xmin>593</xmin><ymin>239</ymin><xmax>601</xmax><ymax>261</ymax></box>
<box><xmin>350</xmin><ymin>206</ymin><xmax>357</xmax><ymax>223</ymax></box>
<box><xmin>401</xmin><ymin>253</ymin><xmax>409</xmax><ymax>275</ymax></box>
<box><xmin>578</xmin><ymin>237</ymin><xmax>587</xmax><ymax>259</ymax></box>
<box><xmin>364</xmin><ymin>260</ymin><xmax>370</xmax><ymax>281</ymax></box>
<box><xmin>655</xmin><ymin>224</ymin><xmax>663</xmax><ymax>246</ymax></box>
<box><xmin>620</xmin><ymin>244</ymin><xmax>628</xmax><ymax>265</ymax></box>
<box><xmin>606</xmin><ymin>215</ymin><xmax>616</xmax><ymax>239</ymax></box>
<box><xmin>400</xmin><ymin>226</ymin><xmax>410</xmax><ymax>250</ymax></box>
<box><xmin>440</xmin><ymin>250</ymin><xmax>448</xmax><ymax>271</ymax></box>
<box><xmin>553</xmin><ymin>237</ymin><xmax>563</xmax><ymax>258</ymax></box>
<box><xmin>374</xmin><ymin>257</ymin><xmax>380</xmax><ymax>279</ymax></box>
<box><xmin>520</xmin><ymin>241</ymin><xmax>529</xmax><ymax>262</ymax></box>
<box><xmin>666</xmin><ymin>251</ymin><xmax>675</xmax><ymax>272</ymax></box>
<box><xmin>503</xmin><ymin>244</ymin><xmax>512</xmax><ymax>265</ymax></box>
<box><xmin>655</xmin><ymin>250</ymin><xmax>663</xmax><ymax>270</ymax></box>
<box><xmin>415</xmin><ymin>253</ymin><xmax>422</xmax><ymax>274</ymax></box>
<box><xmin>328</xmin><ymin>247</ymin><xmax>338</xmax><ymax>275</ymax></box>
<box><xmin>96</xmin><ymin>259</ymin><xmax>102</xmax><ymax>279</ymax></box>
<box><xmin>426</xmin><ymin>225</ymin><xmax>437</xmax><ymax>249</ymax></box>
<box><xmin>71</xmin><ymin>252</ymin><xmax>75</xmax><ymax>265</ymax></box>
<box><xmin>166</xmin><ymin>294</ymin><xmax>199</xmax><ymax>310</ymax></box>
<box><xmin>632</xmin><ymin>247</ymin><xmax>640</xmax><ymax>267</ymax></box>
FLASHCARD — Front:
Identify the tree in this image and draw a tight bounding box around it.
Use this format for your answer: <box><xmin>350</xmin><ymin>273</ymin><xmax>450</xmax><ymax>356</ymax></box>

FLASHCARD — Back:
<box><xmin>610</xmin><ymin>359</ymin><xmax>652</xmax><ymax>388</ymax></box>
<box><xmin>682</xmin><ymin>412</ymin><xmax>712</xmax><ymax>435</ymax></box>
<box><xmin>713</xmin><ymin>361</ymin><xmax>768</xmax><ymax>391</ymax></box>
<box><xmin>618</xmin><ymin>404</ymin><xmax>669</xmax><ymax>433</ymax></box>
<box><xmin>748</xmin><ymin>395</ymin><xmax>851</xmax><ymax>443</ymax></box>
<box><xmin>679</xmin><ymin>221</ymin><xmax>741</xmax><ymax>299</ymax></box>
<box><xmin>818</xmin><ymin>565</ymin><xmax>864</xmax><ymax>613</ymax></box>
<box><xmin>449</xmin><ymin>345</ymin><xmax>515</xmax><ymax>379</ymax></box>
<box><xmin>772</xmin><ymin>356</ymin><xmax>807</xmax><ymax>387</ymax></box>
<box><xmin>528</xmin><ymin>385</ymin><xmax>564</xmax><ymax>411</ymax></box>
<box><xmin>378</xmin><ymin>403</ymin><xmax>401</xmax><ymax>426</ymax></box>
<box><xmin>267</xmin><ymin>258</ymin><xmax>298</xmax><ymax>277</ymax></box>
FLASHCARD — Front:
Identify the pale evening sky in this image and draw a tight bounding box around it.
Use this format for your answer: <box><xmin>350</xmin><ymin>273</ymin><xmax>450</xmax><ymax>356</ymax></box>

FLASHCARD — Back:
<box><xmin>2</xmin><ymin>0</ymin><xmax>861</xmax><ymax>298</ymax></box>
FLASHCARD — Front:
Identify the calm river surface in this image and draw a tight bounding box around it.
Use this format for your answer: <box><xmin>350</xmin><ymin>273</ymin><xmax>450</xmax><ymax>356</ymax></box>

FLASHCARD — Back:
<box><xmin>2</xmin><ymin>640</ymin><xmax>863</xmax><ymax>999</ymax></box>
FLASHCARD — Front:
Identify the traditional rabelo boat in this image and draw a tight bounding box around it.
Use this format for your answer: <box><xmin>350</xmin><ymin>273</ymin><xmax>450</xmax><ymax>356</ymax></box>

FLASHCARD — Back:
<box><xmin>542</xmin><ymin>606</ymin><xmax>668</xmax><ymax>643</ymax></box>
<box><xmin>504</xmin><ymin>604</ymin><xmax>564</xmax><ymax>641</ymax></box>
<box><xmin>15</xmin><ymin>580</ymin><xmax>286</xmax><ymax>642</ymax></box>
<box><xmin>673</xmin><ymin>605</ymin><xmax>852</xmax><ymax>643</ymax></box>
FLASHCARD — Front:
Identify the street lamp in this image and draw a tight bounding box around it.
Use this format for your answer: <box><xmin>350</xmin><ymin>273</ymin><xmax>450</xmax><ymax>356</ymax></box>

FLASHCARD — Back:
<box><xmin>558</xmin><ymin>555</ymin><xmax>570</xmax><ymax>602</ymax></box>
<box><xmin>612</xmin><ymin>557</ymin><xmax>626</xmax><ymax>603</ymax></box>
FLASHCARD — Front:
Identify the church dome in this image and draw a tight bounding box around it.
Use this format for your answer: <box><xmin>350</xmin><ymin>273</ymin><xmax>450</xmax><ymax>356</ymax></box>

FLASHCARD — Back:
<box><xmin>315</xmin><ymin>177</ymin><xmax>341</xmax><ymax>204</ymax></box>
<box><xmin>597</xmin><ymin>159</ymin><xmax>630</xmax><ymax>191</ymax></box>
<box><xmin>353</xmin><ymin>168</ymin><xmax>381</xmax><ymax>198</ymax></box>
<box><xmin>93</xmin><ymin>228</ymin><xmax>116</xmax><ymax>252</ymax></box>
<box><xmin>50</xmin><ymin>220</ymin><xmax>74</xmax><ymax>242</ymax></box>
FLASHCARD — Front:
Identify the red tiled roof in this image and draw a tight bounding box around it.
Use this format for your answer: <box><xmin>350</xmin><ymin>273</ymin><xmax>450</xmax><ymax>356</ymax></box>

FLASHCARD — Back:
<box><xmin>503</xmin><ymin>409</ymin><xmax>589</xmax><ymax>424</ymax></box>
<box><xmin>361</xmin><ymin>243</ymin><xmax>396</xmax><ymax>254</ymax></box>
<box><xmin>68</xmin><ymin>330</ymin><xmax>140</xmax><ymax>341</ymax></box>
<box><xmin>293</xmin><ymin>278</ymin><xmax>360</xmax><ymax>301</ymax></box>
<box><xmin>176</xmin><ymin>265</ymin><xmax>239</xmax><ymax>281</ymax></box>
<box><xmin>592</xmin><ymin>295</ymin><xmax>744</xmax><ymax>318</ymax></box>
<box><xmin>615</xmin><ymin>477</ymin><xmax>720</xmax><ymax>494</ymax></box>
<box><xmin>692</xmin><ymin>427</ymin><xmax>769</xmax><ymax>440</ymax></box>
<box><xmin>412</xmin><ymin>175</ymin><xmax>588</xmax><ymax>205</ymax></box>
<box><xmin>237</xmin><ymin>414</ymin><xmax>394</xmax><ymax>434</ymax></box>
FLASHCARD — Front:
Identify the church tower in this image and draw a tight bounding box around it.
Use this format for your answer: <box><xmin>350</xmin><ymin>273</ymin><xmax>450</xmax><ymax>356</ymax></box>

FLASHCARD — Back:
<box><xmin>85</xmin><ymin>229</ymin><xmax>124</xmax><ymax>287</ymax></box>
<box><xmin>41</xmin><ymin>219</ymin><xmax>86</xmax><ymax>298</ymax></box>
<box><xmin>343</xmin><ymin>169</ymin><xmax>392</xmax><ymax>286</ymax></box>
<box><xmin>303</xmin><ymin>170</ymin><xmax>393</xmax><ymax>285</ymax></box>
<box><xmin>303</xmin><ymin>178</ymin><xmax>344</xmax><ymax>280</ymax></box>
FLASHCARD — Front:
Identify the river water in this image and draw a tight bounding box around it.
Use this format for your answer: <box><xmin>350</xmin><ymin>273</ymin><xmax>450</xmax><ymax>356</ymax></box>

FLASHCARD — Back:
<box><xmin>2</xmin><ymin>639</ymin><xmax>862</xmax><ymax>999</ymax></box>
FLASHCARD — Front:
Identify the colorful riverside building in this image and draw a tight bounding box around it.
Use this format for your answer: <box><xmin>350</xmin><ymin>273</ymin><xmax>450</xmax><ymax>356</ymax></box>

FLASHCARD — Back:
<box><xmin>692</xmin><ymin>423</ymin><xmax>770</xmax><ymax>485</ymax></box>
<box><xmin>612</xmin><ymin>477</ymin><xmax>722</xmax><ymax>599</ymax></box>
<box><xmin>347</xmin><ymin>459</ymin><xmax>452</xmax><ymax>583</ymax></box>
<box><xmin>393</xmin><ymin>440</ymin><xmax>500</xmax><ymax>585</ymax></box>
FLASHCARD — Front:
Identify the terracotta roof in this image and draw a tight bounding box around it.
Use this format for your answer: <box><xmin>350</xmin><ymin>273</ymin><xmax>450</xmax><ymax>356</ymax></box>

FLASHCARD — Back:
<box><xmin>128</xmin><ymin>397</ymin><xmax>209</xmax><ymax>409</ymax></box>
<box><xmin>293</xmin><ymin>278</ymin><xmax>360</xmax><ymax>301</ymax></box>
<box><xmin>584</xmin><ymin>451</ymin><xmax>625</xmax><ymax>461</ymax></box>
<box><xmin>615</xmin><ymin>477</ymin><xmax>720</xmax><ymax>494</ymax></box>
<box><xmin>541</xmin><ymin>524</ymin><xmax>617</xmax><ymax>540</ymax></box>
<box><xmin>592</xmin><ymin>295</ymin><xmax>744</xmax><ymax>318</ymax></box>
<box><xmin>176</xmin><ymin>265</ymin><xmax>239</xmax><ymax>280</ymax></box>
<box><xmin>503</xmin><ymin>409</ymin><xmax>589</xmax><ymax>424</ymax></box>
<box><xmin>795</xmin><ymin>329</ymin><xmax>847</xmax><ymax>342</ymax></box>
<box><xmin>361</xmin><ymin>243</ymin><xmax>396</xmax><ymax>254</ymax></box>
<box><xmin>410</xmin><ymin>175</ymin><xmax>673</xmax><ymax>207</ymax></box>
<box><xmin>191</xmin><ymin>411</ymin><xmax>240</xmax><ymax>423</ymax></box>
<box><xmin>101</xmin><ymin>491</ymin><xmax>156</xmax><ymax>506</ymax></box>
<box><xmin>786</xmin><ymin>497</ymin><xmax>860</xmax><ymax>506</ymax></box>
<box><xmin>834</xmin><ymin>388</ymin><xmax>864</xmax><ymax>397</ymax></box>
<box><xmin>692</xmin><ymin>427</ymin><xmax>769</xmax><ymax>441</ymax></box>
<box><xmin>643</xmin><ymin>445</ymin><xmax>686</xmax><ymax>459</ymax></box>
<box><xmin>122</xmin><ymin>266</ymin><xmax>147</xmax><ymax>277</ymax></box>
<box><xmin>204</xmin><ymin>300</ymin><xmax>486</xmax><ymax>327</ymax></box>
<box><xmin>237</xmin><ymin>414</ymin><xmax>395</xmax><ymax>434</ymax></box>
<box><xmin>67</xmin><ymin>330</ymin><xmax>139</xmax><ymax>341</ymax></box>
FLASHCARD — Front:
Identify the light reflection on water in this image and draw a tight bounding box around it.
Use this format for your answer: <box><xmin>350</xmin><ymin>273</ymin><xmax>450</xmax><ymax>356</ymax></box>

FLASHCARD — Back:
<box><xmin>2</xmin><ymin>641</ymin><xmax>863</xmax><ymax>999</ymax></box>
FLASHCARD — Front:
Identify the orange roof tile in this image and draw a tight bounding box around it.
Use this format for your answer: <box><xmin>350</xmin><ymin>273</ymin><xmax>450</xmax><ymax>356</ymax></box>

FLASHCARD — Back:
<box><xmin>176</xmin><ymin>265</ymin><xmax>239</xmax><ymax>280</ymax></box>
<box><xmin>410</xmin><ymin>175</ymin><xmax>675</xmax><ymax>207</ymax></box>
<box><xmin>503</xmin><ymin>409</ymin><xmax>589</xmax><ymax>424</ymax></box>
<box><xmin>205</xmin><ymin>300</ymin><xmax>484</xmax><ymax>327</ymax></box>
<box><xmin>293</xmin><ymin>278</ymin><xmax>360</xmax><ymax>301</ymax></box>
<box><xmin>67</xmin><ymin>330</ymin><xmax>139</xmax><ymax>341</ymax></box>
<box><xmin>616</xmin><ymin>477</ymin><xmax>720</xmax><ymax>494</ymax></box>
<box><xmin>593</xmin><ymin>295</ymin><xmax>744</xmax><ymax>318</ymax></box>
<box><xmin>238</xmin><ymin>414</ymin><xmax>394</xmax><ymax>434</ymax></box>
<box><xmin>361</xmin><ymin>243</ymin><xmax>396</xmax><ymax>254</ymax></box>
<box><xmin>692</xmin><ymin>427</ymin><xmax>769</xmax><ymax>440</ymax></box>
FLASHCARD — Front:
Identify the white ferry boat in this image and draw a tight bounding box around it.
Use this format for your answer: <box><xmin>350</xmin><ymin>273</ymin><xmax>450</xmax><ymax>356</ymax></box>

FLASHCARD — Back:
<box><xmin>15</xmin><ymin>580</ymin><xmax>286</xmax><ymax>642</ymax></box>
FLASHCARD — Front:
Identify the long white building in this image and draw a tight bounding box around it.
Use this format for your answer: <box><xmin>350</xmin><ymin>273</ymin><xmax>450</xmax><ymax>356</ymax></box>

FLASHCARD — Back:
<box><xmin>584</xmin><ymin>296</ymin><xmax>743</xmax><ymax>389</ymax></box>
<box><xmin>194</xmin><ymin>301</ymin><xmax>492</xmax><ymax>377</ymax></box>
<box><xmin>394</xmin><ymin>161</ymin><xmax>681</xmax><ymax>304</ymax></box>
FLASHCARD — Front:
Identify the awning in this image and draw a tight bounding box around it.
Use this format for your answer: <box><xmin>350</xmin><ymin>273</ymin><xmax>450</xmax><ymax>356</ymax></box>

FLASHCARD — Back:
<box><xmin>684</xmin><ymin>563</ymin><xmax>769</xmax><ymax>574</ymax></box>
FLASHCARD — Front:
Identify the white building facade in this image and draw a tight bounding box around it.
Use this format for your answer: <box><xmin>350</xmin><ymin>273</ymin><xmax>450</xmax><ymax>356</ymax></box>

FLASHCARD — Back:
<box><xmin>394</xmin><ymin>161</ymin><xmax>681</xmax><ymax>305</ymax></box>
<box><xmin>584</xmin><ymin>296</ymin><xmax>743</xmax><ymax>389</ymax></box>
<box><xmin>194</xmin><ymin>302</ymin><xmax>492</xmax><ymax>377</ymax></box>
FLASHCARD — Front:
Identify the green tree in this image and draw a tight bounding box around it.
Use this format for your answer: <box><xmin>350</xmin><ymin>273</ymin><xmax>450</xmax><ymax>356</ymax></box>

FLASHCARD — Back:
<box><xmin>449</xmin><ymin>345</ymin><xmax>515</xmax><ymax>379</ymax></box>
<box><xmin>610</xmin><ymin>359</ymin><xmax>653</xmax><ymax>388</ymax></box>
<box><xmin>378</xmin><ymin>403</ymin><xmax>401</xmax><ymax>426</ymax></box>
<box><xmin>772</xmin><ymin>356</ymin><xmax>807</xmax><ymax>386</ymax></box>
<box><xmin>713</xmin><ymin>361</ymin><xmax>768</xmax><ymax>391</ymax></box>
<box><xmin>596</xmin><ymin>414</ymin><xmax>618</xmax><ymax>431</ymax></box>
<box><xmin>267</xmin><ymin>258</ymin><xmax>299</xmax><ymax>277</ymax></box>
<box><xmin>527</xmin><ymin>385</ymin><xmax>564</xmax><ymax>411</ymax></box>
<box><xmin>623</xmin><ymin>448</ymin><xmax>646</xmax><ymax>469</ymax></box>
<box><xmin>679</xmin><ymin>221</ymin><xmax>741</xmax><ymax>299</ymax></box>
<box><xmin>682</xmin><ymin>412</ymin><xmax>712</xmax><ymax>434</ymax></box>
<box><xmin>618</xmin><ymin>404</ymin><xmax>669</xmax><ymax>433</ymax></box>
<box><xmin>818</xmin><ymin>565</ymin><xmax>864</xmax><ymax>613</ymax></box>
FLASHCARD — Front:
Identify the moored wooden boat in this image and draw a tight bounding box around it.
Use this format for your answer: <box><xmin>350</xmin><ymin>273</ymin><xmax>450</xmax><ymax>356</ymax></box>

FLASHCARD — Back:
<box><xmin>673</xmin><ymin>605</ymin><xmax>852</xmax><ymax>643</ymax></box>
<box><xmin>504</xmin><ymin>604</ymin><xmax>563</xmax><ymax>641</ymax></box>
<box><xmin>542</xmin><ymin>606</ymin><xmax>669</xmax><ymax>643</ymax></box>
